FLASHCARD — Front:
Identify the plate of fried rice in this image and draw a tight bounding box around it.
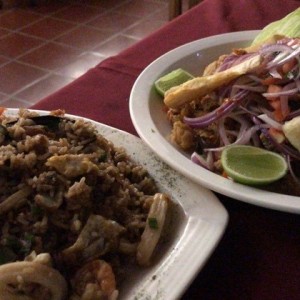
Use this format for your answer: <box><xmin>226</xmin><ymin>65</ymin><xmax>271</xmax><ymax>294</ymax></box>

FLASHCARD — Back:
<box><xmin>0</xmin><ymin>108</ymin><xmax>228</xmax><ymax>300</ymax></box>
<box><xmin>130</xmin><ymin>31</ymin><xmax>300</xmax><ymax>214</ymax></box>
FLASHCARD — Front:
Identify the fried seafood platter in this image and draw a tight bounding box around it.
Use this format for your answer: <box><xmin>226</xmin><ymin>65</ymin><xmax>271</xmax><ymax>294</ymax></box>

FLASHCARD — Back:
<box><xmin>163</xmin><ymin>34</ymin><xmax>300</xmax><ymax>195</ymax></box>
<box><xmin>0</xmin><ymin>109</ymin><xmax>172</xmax><ymax>300</ymax></box>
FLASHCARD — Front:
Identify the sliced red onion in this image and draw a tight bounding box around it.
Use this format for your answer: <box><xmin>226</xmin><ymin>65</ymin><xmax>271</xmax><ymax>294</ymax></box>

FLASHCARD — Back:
<box><xmin>257</xmin><ymin>114</ymin><xmax>283</xmax><ymax>130</ymax></box>
<box><xmin>230</xmin><ymin>114</ymin><xmax>252</xmax><ymax>136</ymax></box>
<box><xmin>184</xmin><ymin>99</ymin><xmax>240</xmax><ymax>128</ymax></box>
<box><xmin>280</xmin><ymin>82</ymin><xmax>299</xmax><ymax>118</ymax></box>
<box><xmin>259</xmin><ymin>43</ymin><xmax>293</xmax><ymax>56</ymax></box>
<box><xmin>218</xmin><ymin>118</ymin><xmax>231</xmax><ymax>145</ymax></box>
<box><xmin>262</xmin><ymin>82</ymin><xmax>298</xmax><ymax>98</ymax></box>
<box><xmin>261</xmin><ymin>128</ymin><xmax>300</xmax><ymax>160</ymax></box>
<box><xmin>269</xmin><ymin>67</ymin><xmax>283</xmax><ymax>79</ymax></box>
<box><xmin>287</xmin><ymin>108</ymin><xmax>300</xmax><ymax>120</ymax></box>
<box><xmin>235</xmin><ymin>124</ymin><xmax>269</xmax><ymax>145</ymax></box>
<box><xmin>205</xmin><ymin>124</ymin><xmax>268</xmax><ymax>152</ymax></box>
<box><xmin>267</xmin><ymin>44</ymin><xmax>300</xmax><ymax>69</ymax></box>
<box><xmin>258</xmin><ymin>106</ymin><xmax>274</xmax><ymax>117</ymax></box>
<box><xmin>217</xmin><ymin>53</ymin><xmax>257</xmax><ymax>72</ymax></box>
<box><xmin>239</xmin><ymin>105</ymin><xmax>259</xmax><ymax>116</ymax></box>
<box><xmin>232</xmin><ymin>84</ymin><xmax>266</xmax><ymax>93</ymax></box>
<box><xmin>191</xmin><ymin>152</ymin><xmax>212</xmax><ymax>170</ymax></box>
<box><xmin>206</xmin><ymin>151</ymin><xmax>215</xmax><ymax>170</ymax></box>
<box><xmin>247</xmin><ymin>74</ymin><xmax>263</xmax><ymax>83</ymax></box>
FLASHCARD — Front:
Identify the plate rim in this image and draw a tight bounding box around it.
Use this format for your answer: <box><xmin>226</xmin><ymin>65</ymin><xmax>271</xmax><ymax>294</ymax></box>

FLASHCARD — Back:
<box><xmin>3</xmin><ymin>108</ymin><xmax>229</xmax><ymax>299</ymax></box>
<box><xmin>129</xmin><ymin>30</ymin><xmax>300</xmax><ymax>214</ymax></box>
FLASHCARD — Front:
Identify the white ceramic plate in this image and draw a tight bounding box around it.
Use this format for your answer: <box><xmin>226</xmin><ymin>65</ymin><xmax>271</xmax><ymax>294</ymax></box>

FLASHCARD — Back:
<box><xmin>130</xmin><ymin>31</ymin><xmax>300</xmax><ymax>214</ymax></box>
<box><xmin>5</xmin><ymin>109</ymin><xmax>228</xmax><ymax>299</ymax></box>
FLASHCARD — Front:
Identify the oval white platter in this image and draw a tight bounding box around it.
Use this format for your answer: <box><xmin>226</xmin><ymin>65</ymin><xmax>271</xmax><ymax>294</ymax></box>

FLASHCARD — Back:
<box><xmin>130</xmin><ymin>30</ymin><xmax>300</xmax><ymax>214</ymax></box>
<box><xmin>4</xmin><ymin>108</ymin><xmax>228</xmax><ymax>299</ymax></box>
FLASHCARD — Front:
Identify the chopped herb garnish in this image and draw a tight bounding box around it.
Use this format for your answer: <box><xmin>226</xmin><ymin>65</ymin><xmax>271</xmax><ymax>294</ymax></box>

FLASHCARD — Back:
<box><xmin>148</xmin><ymin>217</ymin><xmax>159</xmax><ymax>229</ymax></box>
<box><xmin>99</xmin><ymin>151</ymin><xmax>108</xmax><ymax>162</ymax></box>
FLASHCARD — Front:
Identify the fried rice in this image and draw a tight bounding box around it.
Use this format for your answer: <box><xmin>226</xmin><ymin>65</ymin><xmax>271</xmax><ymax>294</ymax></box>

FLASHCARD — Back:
<box><xmin>0</xmin><ymin>109</ymin><xmax>171</xmax><ymax>300</ymax></box>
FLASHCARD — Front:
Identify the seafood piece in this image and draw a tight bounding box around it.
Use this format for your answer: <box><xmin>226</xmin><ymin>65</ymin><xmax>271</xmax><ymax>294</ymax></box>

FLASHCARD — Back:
<box><xmin>0</xmin><ymin>186</ymin><xmax>32</xmax><ymax>215</ymax></box>
<box><xmin>164</xmin><ymin>54</ymin><xmax>262</xmax><ymax>108</ymax></box>
<box><xmin>25</xmin><ymin>251</ymin><xmax>53</xmax><ymax>267</ymax></box>
<box><xmin>62</xmin><ymin>215</ymin><xmax>125</xmax><ymax>264</ymax></box>
<box><xmin>0</xmin><ymin>261</ymin><xmax>68</xmax><ymax>300</ymax></box>
<box><xmin>6</xmin><ymin>115</ymin><xmax>63</xmax><ymax>132</ymax></box>
<box><xmin>46</xmin><ymin>154</ymin><xmax>98</xmax><ymax>178</ymax></box>
<box><xmin>137</xmin><ymin>193</ymin><xmax>170</xmax><ymax>266</ymax></box>
<box><xmin>71</xmin><ymin>260</ymin><xmax>118</xmax><ymax>300</ymax></box>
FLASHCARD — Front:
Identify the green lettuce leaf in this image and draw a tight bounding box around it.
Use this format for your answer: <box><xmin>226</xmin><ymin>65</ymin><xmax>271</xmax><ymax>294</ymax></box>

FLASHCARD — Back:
<box><xmin>252</xmin><ymin>7</ymin><xmax>300</xmax><ymax>45</ymax></box>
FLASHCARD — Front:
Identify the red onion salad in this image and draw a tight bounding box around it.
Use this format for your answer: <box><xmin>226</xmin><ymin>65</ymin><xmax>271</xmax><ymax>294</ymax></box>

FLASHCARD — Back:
<box><xmin>183</xmin><ymin>37</ymin><xmax>300</xmax><ymax>184</ymax></box>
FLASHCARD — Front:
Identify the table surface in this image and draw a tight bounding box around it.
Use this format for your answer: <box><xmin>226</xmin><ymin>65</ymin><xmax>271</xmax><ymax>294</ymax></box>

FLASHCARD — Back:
<box><xmin>32</xmin><ymin>0</ymin><xmax>300</xmax><ymax>299</ymax></box>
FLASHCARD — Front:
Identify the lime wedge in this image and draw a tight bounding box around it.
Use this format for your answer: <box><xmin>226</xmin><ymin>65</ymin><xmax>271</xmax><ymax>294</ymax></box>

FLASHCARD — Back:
<box><xmin>154</xmin><ymin>68</ymin><xmax>194</xmax><ymax>96</ymax></box>
<box><xmin>221</xmin><ymin>145</ymin><xmax>288</xmax><ymax>185</ymax></box>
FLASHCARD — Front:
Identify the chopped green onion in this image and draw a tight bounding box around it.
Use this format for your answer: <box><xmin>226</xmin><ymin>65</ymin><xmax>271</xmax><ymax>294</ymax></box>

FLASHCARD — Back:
<box><xmin>148</xmin><ymin>217</ymin><xmax>159</xmax><ymax>229</ymax></box>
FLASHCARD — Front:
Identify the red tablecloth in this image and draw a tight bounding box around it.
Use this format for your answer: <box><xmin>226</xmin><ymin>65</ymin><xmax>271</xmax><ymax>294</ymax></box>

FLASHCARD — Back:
<box><xmin>32</xmin><ymin>0</ymin><xmax>300</xmax><ymax>299</ymax></box>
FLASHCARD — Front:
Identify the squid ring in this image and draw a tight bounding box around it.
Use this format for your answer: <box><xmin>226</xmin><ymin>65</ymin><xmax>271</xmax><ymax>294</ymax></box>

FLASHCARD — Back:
<box><xmin>0</xmin><ymin>261</ymin><xmax>68</xmax><ymax>300</ymax></box>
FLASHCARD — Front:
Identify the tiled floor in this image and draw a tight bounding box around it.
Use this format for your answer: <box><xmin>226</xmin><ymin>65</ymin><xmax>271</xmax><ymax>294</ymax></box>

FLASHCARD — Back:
<box><xmin>0</xmin><ymin>0</ymin><xmax>190</xmax><ymax>108</ymax></box>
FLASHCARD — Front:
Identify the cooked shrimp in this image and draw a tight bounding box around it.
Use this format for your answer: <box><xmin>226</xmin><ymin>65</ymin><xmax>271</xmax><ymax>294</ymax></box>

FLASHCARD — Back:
<box><xmin>137</xmin><ymin>193</ymin><xmax>170</xmax><ymax>266</ymax></box>
<box><xmin>62</xmin><ymin>215</ymin><xmax>125</xmax><ymax>265</ymax></box>
<box><xmin>71</xmin><ymin>260</ymin><xmax>118</xmax><ymax>300</ymax></box>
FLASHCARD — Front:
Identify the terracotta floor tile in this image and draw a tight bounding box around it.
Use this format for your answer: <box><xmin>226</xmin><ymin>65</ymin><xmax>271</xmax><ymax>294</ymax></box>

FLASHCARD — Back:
<box><xmin>87</xmin><ymin>11</ymin><xmax>140</xmax><ymax>33</ymax></box>
<box><xmin>19</xmin><ymin>42</ymin><xmax>81</xmax><ymax>71</ymax></box>
<box><xmin>115</xmin><ymin>0</ymin><xmax>165</xmax><ymax>17</ymax></box>
<box><xmin>0</xmin><ymin>92</ymin><xmax>9</xmax><ymax>103</ymax></box>
<box><xmin>0</xmin><ymin>9</ymin><xmax>43</xmax><ymax>30</ymax></box>
<box><xmin>21</xmin><ymin>17</ymin><xmax>76</xmax><ymax>40</ymax></box>
<box><xmin>56</xmin><ymin>52</ymin><xmax>106</xmax><ymax>78</ymax></box>
<box><xmin>0</xmin><ymin>62</ymin><xmax>47</xmax><ymax>94</ymax></box>
<box><xmin>29</xmin><ymin>1</ymin><xmax>73</xmax><ymax>14</ymax></box>
<box><xmin>0</xmin><ymin>55</ymin><xmax>9</xmax><ymax>66</ymax></box>
<box><xmin>55</xmin><ymin>26</ymin><xmax>111</xmax><ymax>50</ymax></box>
<box><xmin>0</xmin><ymin>28</ymin><xmax>10</xmax><ymax>38</ymax></box>
<box><xmin>147</xmin><ymin>5</ymin><xmax>170</xmax><ymax>21</ymax></box>
<box><xmin>15</xmin><ymin>74</ymin><xmax>74</xmax><ymax>103</ymax></box>
<box><xmin>52</xmin><ymin>3</ymin><xmax>105</xmax><ymax>23</ymax></box>
<box><xmin>85</xmin><ymin>0</ymin><xmax>125</xmax><ymax>9</ymax></box>
<box><xmin>0</xmin><ymin>0</ymin><xmax>171</xmax><ymax>107</ymax></box>
<box><xmin>0</xmin><ymin>32</ymin><xmax>44</xmax><ymax>58</ymax></box>
<box><xmin>93</xmin><ymin>34</ymin><xmax>139</xmax><ymax>57</ymax></box>
<box><xmin>1</xmin><ymin>98</ymin><xmax>31</xmax><ymax>109</ymax></box>
<box><xmin>123</xmin><ymin>19</ymin><xmax>166</xmax><ymax>39</ymax></box>
<box><xmin>77</xmin><ymin>0</ymin><xmax>106</xmax><ymax>8</ymax></box>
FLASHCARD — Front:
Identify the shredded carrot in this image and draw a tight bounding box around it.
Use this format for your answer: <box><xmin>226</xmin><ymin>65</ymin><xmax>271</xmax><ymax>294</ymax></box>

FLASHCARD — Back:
<box><xmin>0</xmin><ymin>107</ymin><xmax>5</xmax><ymax>116</ymax></box>
<box><xmin>266</xmin><ymin>84</ymin><xmax>282</xmax><ymax>100</ymax></box>
<box><xmin>268</xmin><ymin>128</ymin><xmax>285</xmax><ymax>143</ymax></box>
<box><xmin>222</xmin><ymin>171</ymin><xmax>228</xmax><ymax>178</ymax></box>
<box><xmin>268</xmin><ymin>99</ymin><xmax>280</xmax><ymax>110</ymax></box>
<box><xmin>273</xmin><ymin>107</ymin><xmax>285</xmax><ymax>122</ymax></box>
<box><xmin>261</xmin><ymin>76</ymin><xmax>280</xmax><ymax>86</ymax></box>
<box><xmin>281</xmin><ymin>58</ymin><xmax>297</xmax><ymax>74</ymax></box>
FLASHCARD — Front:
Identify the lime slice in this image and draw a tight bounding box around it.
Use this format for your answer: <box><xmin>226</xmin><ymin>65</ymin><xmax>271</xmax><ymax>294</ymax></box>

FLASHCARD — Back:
<box><xmin>154</xmin><ymin>68</ymin><xmax>194</xmax><ymax>96</ymax></box>
<box><xmin>221</xmin><ymin>145</ymin><xmax>288</xmax><ymax>185</ymax></box>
